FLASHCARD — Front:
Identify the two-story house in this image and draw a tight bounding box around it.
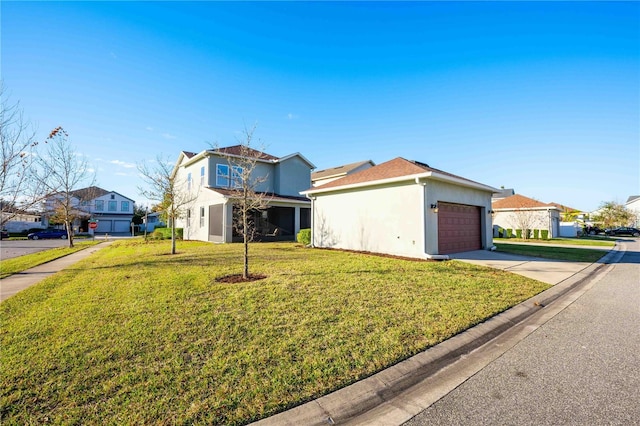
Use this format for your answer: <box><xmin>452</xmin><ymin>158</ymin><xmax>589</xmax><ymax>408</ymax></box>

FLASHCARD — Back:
<box><xmin>172</xmin><ymin>145</ymin><xmax>315</xmax><ymax>243</ymax></box>
<box><xmin>43</xmin><ymin>186</ymin><xmax>136</xmax><ymax>234</ymax></box>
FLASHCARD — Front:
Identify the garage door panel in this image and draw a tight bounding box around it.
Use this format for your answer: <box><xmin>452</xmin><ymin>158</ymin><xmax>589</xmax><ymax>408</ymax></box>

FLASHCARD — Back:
<box><xmin>438</xmin><ymin>203</ymin><xmax>481</xmax><ymax>254</ymax></box>
<box><xmin>114</xmin><ymin>220</ymin><xmax>130</xmax><ymax>233</ymax></box>
<box><xmin>95</xmin><ymin>220</ymin><xmax>112</xmax><ymax>233</ymax></box>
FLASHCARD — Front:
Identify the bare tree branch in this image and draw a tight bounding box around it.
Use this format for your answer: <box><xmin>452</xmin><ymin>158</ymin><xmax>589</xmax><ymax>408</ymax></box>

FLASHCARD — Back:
<box><xmin>137</xmin><ymin>155</ymin><xmax>198</xmax><ymax>254</ymax></box>
<box><xmin>0</xmin><ymin>84</ymin><xmax>45</xmax><ymax>227</ymax></box>
<box><xmin>32</xmin><ymin>127</ymin><xmax>96</xmax><ymax>247</ymax></box>
<box><xmin>214</xmin><ymin>124</ymin><xmax>271</xmax><ymax>279</ymax></box>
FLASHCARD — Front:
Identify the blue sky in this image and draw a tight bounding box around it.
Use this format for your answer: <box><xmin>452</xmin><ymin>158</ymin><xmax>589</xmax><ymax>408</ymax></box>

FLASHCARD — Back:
<box><xmin>2</xmin><ymin>1</ymin><xmax>639</xmax><ymax>211</ymax></box>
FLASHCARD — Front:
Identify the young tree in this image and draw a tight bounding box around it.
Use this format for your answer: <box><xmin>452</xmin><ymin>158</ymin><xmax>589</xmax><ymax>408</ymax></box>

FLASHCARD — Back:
<box><xmin>0</xmin><ymin>86</ymin><xmax>44</xmax><ymax>227</ymax></box>
<box><xmin>33</xmin><ymin>127</ymin><xmax>95</xmax><ymax>247</ymax></box>
<box><xmin>214</xmin><ymin>125</ymin><xmax>270</xmax><ymax>280</ymax></box>
<box><xmin>592</xmin><ymin>201</ymin><xmax>633</xmax><ymax>229</ymax></box>
<box><xmin>138</xmin><ymin>155</ymin><xmax>197</xmax><ymax>254</ymax></box>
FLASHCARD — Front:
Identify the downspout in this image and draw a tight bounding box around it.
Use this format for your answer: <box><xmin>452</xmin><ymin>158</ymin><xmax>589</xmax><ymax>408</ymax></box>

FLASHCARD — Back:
<box><xmin>416</xmin><ymin>177</ymin><xmax>449</xmax><ymax>260</ymax></box>
<box><xmin>309</xmin><ymin>196</ymin><xmax>315</xmax><ymax>247</ymax></box>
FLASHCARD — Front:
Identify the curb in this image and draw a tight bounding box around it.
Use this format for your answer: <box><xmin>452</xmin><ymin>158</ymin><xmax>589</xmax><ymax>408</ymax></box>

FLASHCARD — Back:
<box><xmin>253</xmin><ymin>243</ymin><xmax>624</xmax><ymax>425</ymax></box>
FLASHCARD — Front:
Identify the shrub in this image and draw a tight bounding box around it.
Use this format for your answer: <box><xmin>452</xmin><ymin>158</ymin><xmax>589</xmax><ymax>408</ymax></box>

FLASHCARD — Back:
<box><xmin>506</xmin><ymin>228</ymin><xmax>513</xmax><ymax>238</ymax></box>
<box><xmin>297</xmin><ymin>228</ymin><xmax>311</xmax><ymax>246</ymax></box>
<box><xmin>541</xmin><ymin>229</ymin><xmax>549</xmax><ymax>240</ymax></box>
<box><xmin>151</xmin><ymin>227</ymin><xmax>183</xmax><ymax>240</ymax></box>
<box><xmin>533</xmin><ymin>229</ymin><xmax>540</xmax><ymax>239</ymax></box>
<box><xmin>516</xmin><ymin>229</ymin><xmax>522</xmax><ymax>239</ymax></box>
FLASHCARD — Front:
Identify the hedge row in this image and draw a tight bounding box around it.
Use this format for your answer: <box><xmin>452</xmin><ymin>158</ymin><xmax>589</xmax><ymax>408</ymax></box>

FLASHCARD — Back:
<box><xmin>497</xmin><ymin>227</ymin><xmax>550</xmax><ymax>240</ymax></box>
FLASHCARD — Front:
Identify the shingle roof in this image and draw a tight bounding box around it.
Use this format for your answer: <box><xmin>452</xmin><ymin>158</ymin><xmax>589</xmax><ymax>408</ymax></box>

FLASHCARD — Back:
<box><xmin>492</xmin><ymin>188</ymin><xmax>515</xmax><ymax>199</ymax></box>
<box><xmin>214</xmin><ymin>145</ymin><xmax>279</xmax><ymax>161</ymax></box>
<box><xmin>310</xmin><ymin>157</ymin><xmax>488</xmax><ymax>191</ymax></box>
<box><xmin>69</xmin><ymin>186</ymin><xmax>110</xmax><ymax>200</ymax></box>
<box><xmin>492</xmin><ymin>194</ymin><xmax>554</xmax><ymax>209</ymax></box>
<box><xmin>211</xmin><ymin>188</ymin><xmax>309</xmax><ymax>203</ymax></box>
<box><xmin>311</xmin><ymin>160</ymin><xmax>374</xmax><ymax>180</ymax></box>
<box><xmin>626</xmin><ymin>195</ymin><xmax>640</xmax><ymax>203</ymax></box>
<box><xmin>182</xmin><ymin>151</ymin><xmax>197</xmax><ymax>159</ymax></box>
<box><xmin>548</xmin><ymin>202</ymin><xmax>581</xmax><ymax>212</ymax></box>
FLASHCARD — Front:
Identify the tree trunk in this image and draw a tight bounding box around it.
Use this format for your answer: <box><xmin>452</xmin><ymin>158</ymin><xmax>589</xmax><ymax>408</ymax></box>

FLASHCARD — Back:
<box><xmin>171</xmin><ymin>215</ymin><xmax>176</xmax><ymax>255</ymax></box>
<box><xmin>243</xmin><ymin>206</ymin><xmax>249</xmax><ymax>279</ymax></box>
<box><xmin>65</xmin><ymin>219</ymin><xmax>74</xmax><ymax>248</ymax></box>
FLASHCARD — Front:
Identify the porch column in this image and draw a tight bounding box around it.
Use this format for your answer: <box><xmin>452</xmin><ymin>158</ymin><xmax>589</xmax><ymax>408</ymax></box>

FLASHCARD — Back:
<box><xmin>294</xmin><ymin>206</ymin><xmax>301</xmax><ymax>237</ymax></box>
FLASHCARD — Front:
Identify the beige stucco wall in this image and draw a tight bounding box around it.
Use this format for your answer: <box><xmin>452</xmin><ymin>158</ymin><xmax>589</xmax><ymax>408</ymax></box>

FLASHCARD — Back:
<box><xmin>312</xmin><ymin>182</ymin><xmax>426</xmax><ymax>258</ymax></box>
<box><xmin>310</xmin><ymin>177</ymin><xmax>494</xmax><ymax>258</ymax></box>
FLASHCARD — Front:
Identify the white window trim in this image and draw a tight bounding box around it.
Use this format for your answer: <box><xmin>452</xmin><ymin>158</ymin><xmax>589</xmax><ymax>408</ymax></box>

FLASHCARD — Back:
<box><xmin>216</xmin><ymin>164</ymin><xmax>230</xmax><ymax>187</ymax></box>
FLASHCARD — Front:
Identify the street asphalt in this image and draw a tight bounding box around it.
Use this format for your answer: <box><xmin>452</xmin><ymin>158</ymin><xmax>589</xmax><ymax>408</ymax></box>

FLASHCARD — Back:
<box><xmin>0</xmin><ymin>237</ymin><xmax>631</xmax><ymax>425</ymax></box>
<box><xmin>404</xmin><ymin>239</ymin><xmax>639</xmax><ymax>425</ymax></box>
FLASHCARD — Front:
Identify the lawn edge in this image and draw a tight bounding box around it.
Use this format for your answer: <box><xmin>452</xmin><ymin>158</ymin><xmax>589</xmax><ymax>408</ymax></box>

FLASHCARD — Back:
<box><xmin>253</xmin><ymin>244</ymin><xmax>623</xmax><ymax>425</ymax></box>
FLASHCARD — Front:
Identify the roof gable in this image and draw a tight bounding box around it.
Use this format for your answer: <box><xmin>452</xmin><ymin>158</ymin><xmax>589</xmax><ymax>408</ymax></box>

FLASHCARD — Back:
<box><xmin>214</xmin><ymin>145</ymin><xmax>279</xmax><ymax>161</ymax></box>
<box><xmin>307</xmin><ymin>157</ymin><xmax>493</xmax><ymax>193</ymax></box>
<box><xmin>69</xmin><ymin>186</ymin><xmax>110</xmax><ymax>200</ymax></box>
<box><xmin>548</xmin><ymin>202</ymin><xmax>581</xmax><ymax>212</ymax></box>
<box><xmin>312</xmin><ymin>160</ymin><xmax>374</xmax><ymax>180</ymax></box>
<box><xmin>492</xmin><ymin>194</ymin><xmax>553</xmax><ymax>209</ymax></box>
<box><xmin>311</xmin><ymin>157</ymin><xmax>427</xmax><ymax>190</ymax></box>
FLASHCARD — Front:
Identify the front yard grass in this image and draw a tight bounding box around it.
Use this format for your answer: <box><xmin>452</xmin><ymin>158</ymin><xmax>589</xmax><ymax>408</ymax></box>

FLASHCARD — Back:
<box><xmin>0</xmin><ymin>241</ymin><xmax>102</xmax><ymax>279</ymax></box>
<box><xmin>495</xmin><ymin>243</ymin><xmax>609</xmax><ymax>262</ymax></box>
<box><xmin>1</xmin><ymin>240</ymin><xmax>550</xmax><ymax>425</ymax></box>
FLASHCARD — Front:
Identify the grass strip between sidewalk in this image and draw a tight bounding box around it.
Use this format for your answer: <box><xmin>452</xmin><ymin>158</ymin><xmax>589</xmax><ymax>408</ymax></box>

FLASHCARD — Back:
<box><xmin>495</xmin><ymin>243</ymin><xmax>609</xmax><ymax>262</ymax></box>
<box><xmin>0</xmin><ymin>241</ymin><xmax>102</xmax><ymax>279</ymax></box>
<box><xmin>1</xmin><ymin>240</ymin><xmax>550</xmax><ymax>425</ymax></box>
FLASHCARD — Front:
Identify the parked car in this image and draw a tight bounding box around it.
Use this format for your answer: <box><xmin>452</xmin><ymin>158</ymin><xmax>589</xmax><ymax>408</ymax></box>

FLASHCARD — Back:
<box><xmin>0</xmin><ymin>229</ymin><xmax>9</xmax><ymax>239</ymax></box>
<box><xmin>605</xmin><ymin>227</ymin><xmax>640</xmax><ymax>237</ymax></box>
<box><xmin>27</xmin><ymin>229</ymin><xmax>68</xmax><ymax>240</ymax></box>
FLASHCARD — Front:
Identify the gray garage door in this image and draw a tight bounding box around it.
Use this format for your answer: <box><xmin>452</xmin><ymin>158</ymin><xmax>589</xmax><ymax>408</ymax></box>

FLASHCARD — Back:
<box><xmin>114</xmin><ymin>220</ymin><xmax>130</xmax><ymax>233</ymax></box>
<box><xmin>95</xmin><ymin>220</ymin><xmax>112</xmax><ymax>233</ymax></box>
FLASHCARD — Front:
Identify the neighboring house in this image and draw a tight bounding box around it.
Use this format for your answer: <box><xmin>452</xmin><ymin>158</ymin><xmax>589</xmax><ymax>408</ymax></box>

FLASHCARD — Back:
<box><xmin>141</xmin><ymin>212</ymin><xmax>165</xmax><ymax>232</ymax></box>
<box><xmin>301</xmin><ymin>157</ymin><xmax>498</xmax><ymax>259</ymax></box>
<box><xmin>492</xmin><ymin>187</ymin><xmax>515</xmax><ymax>201</ymax></box>
<box><xmin>548</xmin><ymin>202</ymin><xmax>584</xmax><ymax>221</ymax></box>
<box><xmin>43</xmin><ymin>186</ymin><xmax>135</xmax><ymax>234</ymax></box>
<box><xmin>492</xmin><ymin>194</ymin><xmax>561</xmax><ymax>238</ymax></box>
<box><xmin>172</xmin><ymin>145</ymin><xmax>315</xmax><ymax>243</ymax></box>
<box><xmin>626</xmin><ymin>195</ymin><xmax>640</xmax><ymax>227</ymax></box>
<box><xmin>311</xmin><ymin>160</ymin><xmax>375</xmax><ymax>187</ymax></box>
<box><xmin>0</xmin><ymin>207</ymin><xmax>44</xmax><ymax>233</ymax></box>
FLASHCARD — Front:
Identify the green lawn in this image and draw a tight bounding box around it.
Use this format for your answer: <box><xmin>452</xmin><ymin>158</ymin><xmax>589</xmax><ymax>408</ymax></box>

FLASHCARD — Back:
<box><xmin>0</xmin><ymin>241</ymin><xmax>102</xmax><ymax>279</ymax></box>
<box><xmin>493</xmin><ymin>237</ymin><xmax>616</xmax><ymax>247</ymax></box>
<box><xmin>494</xmin><ymin>243</ymin><xmax>609</xmax><ymax>262</ymax></box>
<box><xmin>1</xmin><ymin>240</ymin><xmax>550</xmax><ymax>425</ymax></box>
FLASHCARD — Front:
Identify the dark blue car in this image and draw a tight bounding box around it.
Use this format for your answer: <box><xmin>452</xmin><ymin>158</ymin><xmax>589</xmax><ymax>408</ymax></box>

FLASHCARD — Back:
<box><xmin>27</xmin><ymin>229</ymin><xmax>68</xmax><ymax>240</ymax></box>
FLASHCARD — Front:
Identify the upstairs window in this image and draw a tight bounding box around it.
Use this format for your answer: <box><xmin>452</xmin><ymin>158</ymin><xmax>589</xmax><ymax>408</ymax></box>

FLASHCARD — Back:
<box><xmin>216</xmin><ymin>164</ymin><xmax>229</xmax><ymax>187</ymax></box>
<box><xmin>95</xmin><ymin>200</ymin><xmax>104</xmax><ymax>211</ymax></box>
<box><xmin>108</xmin><ymin>201</ymin><xmax>117</xmax><ymax>212</ymax></box>
<box><xmin>200</xmin><ymin>166</ymin><xmax>205</xmax><ymax>186</ymax></box>
<box><xmin>121</xmin><ymin>201</ymin><xmax>130</xmax><ymax>212</ymax></box>
<box><xmin>231</xmin><ymin>166</ymin><xmax>243</xmax><ymax>188</ymax></box>
<box><xmin>187</xmin><ymin>173</ymin><xmax>192</xmax><ymax>191</ymax></box>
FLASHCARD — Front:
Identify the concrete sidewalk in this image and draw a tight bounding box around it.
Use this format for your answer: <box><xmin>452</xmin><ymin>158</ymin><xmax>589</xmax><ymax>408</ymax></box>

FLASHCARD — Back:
<box><xmin>253</xmin><ymin>243</ymin><xmax>624</xmax><ymax>426</ymax></box>
<box><xmin>448</xmin><ymin>249</ymin><xmax>597</xmax><ymax>285</ymax></box>
<box><xmin>0</xmin><ymin>241</ymin><xmax>114</xmax><ymax>302</ymax></box>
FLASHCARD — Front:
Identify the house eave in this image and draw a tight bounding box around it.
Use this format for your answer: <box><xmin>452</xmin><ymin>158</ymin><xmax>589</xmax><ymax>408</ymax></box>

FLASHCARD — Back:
<box><xmin>302</xmin><ymin>171</ymin><xmax>498</xmax><ymax>196</ymax></box>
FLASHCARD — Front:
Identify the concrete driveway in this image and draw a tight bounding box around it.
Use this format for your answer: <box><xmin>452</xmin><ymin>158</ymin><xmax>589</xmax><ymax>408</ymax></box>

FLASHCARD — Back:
<box><xmin>448</xmin><ymin>248</ymin><xmax>609</xmax><ymax>285</ymax></box>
